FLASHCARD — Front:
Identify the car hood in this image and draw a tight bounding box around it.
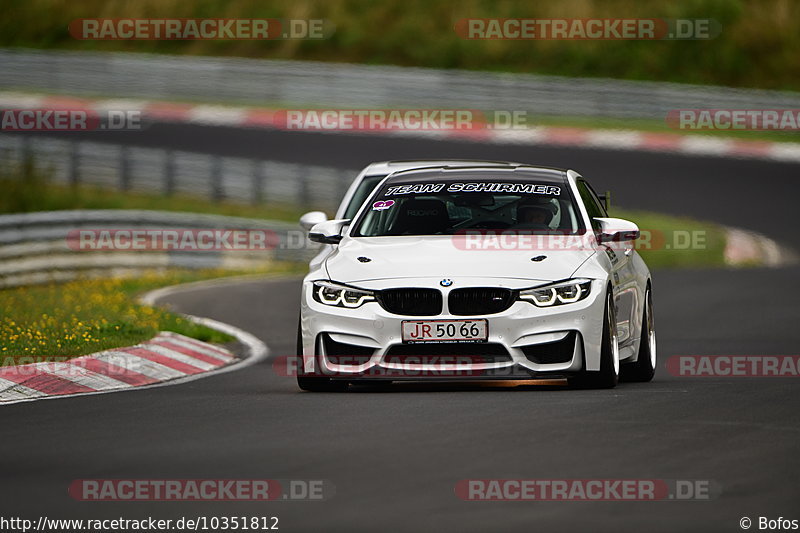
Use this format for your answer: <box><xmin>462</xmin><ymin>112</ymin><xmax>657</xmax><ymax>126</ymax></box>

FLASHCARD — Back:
<box><xmin>324</xmin><ymin>236</ymin><xmax>597</xmax><ymax>284</ymax></box>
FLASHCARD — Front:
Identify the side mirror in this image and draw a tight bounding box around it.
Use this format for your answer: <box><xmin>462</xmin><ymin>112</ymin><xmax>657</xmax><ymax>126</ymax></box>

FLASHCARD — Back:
<box><xmin>308</xmin><ymin>219</ymin><xmax>351</xmax><ymax>245</ymax></box>
<box><xmin>594</xmin><ymin>217</ymin><xmax>640</xmax><ymax>243</ymax></box>
<box><xmin>299</xmin><ymin>211</ymin><xmax>328</xmax><ymax>232</ymax></box>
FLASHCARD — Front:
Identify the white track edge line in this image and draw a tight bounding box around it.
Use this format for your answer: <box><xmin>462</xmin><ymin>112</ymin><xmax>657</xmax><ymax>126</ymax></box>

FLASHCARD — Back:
<box><xmin>0</xmin><ymin>278</ymin><xmax>270</xmax><ymax>406</ymax></box>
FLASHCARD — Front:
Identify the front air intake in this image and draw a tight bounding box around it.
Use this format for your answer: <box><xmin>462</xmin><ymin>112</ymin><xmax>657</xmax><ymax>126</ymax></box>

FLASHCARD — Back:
<box><xmin>520</xmin><ymin>332</ymin><xmax>578</xmax><ymax>364</ymax></box>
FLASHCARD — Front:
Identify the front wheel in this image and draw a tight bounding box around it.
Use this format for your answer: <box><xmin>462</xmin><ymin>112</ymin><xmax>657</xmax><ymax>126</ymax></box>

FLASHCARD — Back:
<box><xmin>621</xmin><ymin>286</ymin><xmax>656</xmax><ymax>382</ymax></box>
<box><xmin>569</xmin><ymin>289</ymin><xmax>619</xmax><ymax>389</ymax></box>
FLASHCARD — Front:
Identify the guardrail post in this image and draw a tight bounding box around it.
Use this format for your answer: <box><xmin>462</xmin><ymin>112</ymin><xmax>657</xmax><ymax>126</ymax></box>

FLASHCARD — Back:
<box><xmin>252</xmin><ymin>159</ymin><xmax>264</xmax><ymax>205</ymax></box>
<box><xmin>68</xmin><ymin>141</ymin><xmax>80</xmax><ymax>187</ymax></box>
<box><xmin>119</xmin><ymin>145</ymin><xmax>130</xmax><ymax>191</ymax></box>
<box><xmin>20</xmin><ymin>135</ymin><xmax>33</xmax><ymax>164</ymax></box>
<box><xmin>211</xmin><ymin>155</ymin><xmax>223</xmax><ymax>202</ymax></box>
<box><xmin>298</xmin><ymin>167</ymin><xmax>310</xmax><ymax>206</ymax></box>
<box><xmin>164</xmin><ymin>149</ymin><xmax>175</xmax><ymax>196</ymax></box>
<box><xmin>339</xmin><ymin>170</ymin><xmax>351</xmax><ymax>203</ymax></box>
<box><xmin>17</xmin><ymin>136</ymin><xmax>35</xmax><ymax>183</ymax></box>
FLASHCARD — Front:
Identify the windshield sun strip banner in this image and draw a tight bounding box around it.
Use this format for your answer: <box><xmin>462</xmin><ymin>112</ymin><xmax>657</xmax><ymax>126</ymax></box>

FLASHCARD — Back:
<box><xmin>383</xmin><ymin>182</ymin><xmax>561</xmax><ymax>196</ymax></box>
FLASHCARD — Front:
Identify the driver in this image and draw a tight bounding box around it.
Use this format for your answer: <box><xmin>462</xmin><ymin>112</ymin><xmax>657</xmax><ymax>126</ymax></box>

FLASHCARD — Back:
<box><xmin>518</xmin><ymin>206</ymin><xmax>551</xmax><ymax>225</ymax></box>
<box><xmin>517</xmin><ymin>201</ymin><xmax>554</xmax><ymax>226</ymax></box>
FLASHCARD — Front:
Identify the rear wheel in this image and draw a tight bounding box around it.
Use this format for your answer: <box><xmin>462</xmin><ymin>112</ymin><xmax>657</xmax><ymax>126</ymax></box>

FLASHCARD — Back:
<box><xmin>569</xmin><ymin>289</ymin><xmax>619</xmax><ymax>389</ymax></box>
<box><xmin>621</xmin><ymin>286</ymin><xmax>656</xmax><ymax>382</ymax></box>
<box><xmin>296</xmin><ymin>320</ymin><xmax>348</xmax><ymax>392</ymax></box>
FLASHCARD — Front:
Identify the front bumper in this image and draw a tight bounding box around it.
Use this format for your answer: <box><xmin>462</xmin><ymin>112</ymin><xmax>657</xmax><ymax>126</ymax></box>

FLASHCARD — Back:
<box><xmin>299</xmin><ymin>277</ymin><xmax>607</xmax><ymax>380</ymax></box>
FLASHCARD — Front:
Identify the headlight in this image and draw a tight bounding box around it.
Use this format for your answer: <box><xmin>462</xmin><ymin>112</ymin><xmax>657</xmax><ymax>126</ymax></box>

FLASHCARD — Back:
<box><xmin>311</xmin><ymin>280</ymin><xmax>375</xmax><ymax>308</ymax></box>
<box><xmin>518</xmin><ymin>278</ymin><xmax>593</xmax><ymax>307</ymax></box>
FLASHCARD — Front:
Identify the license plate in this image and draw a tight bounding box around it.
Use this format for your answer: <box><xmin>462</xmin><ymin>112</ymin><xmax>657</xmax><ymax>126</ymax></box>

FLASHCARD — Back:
<box><xmin>401</xmin><ymin>319</ymin><xmax>488</xmax><ymax>343</ymax></box>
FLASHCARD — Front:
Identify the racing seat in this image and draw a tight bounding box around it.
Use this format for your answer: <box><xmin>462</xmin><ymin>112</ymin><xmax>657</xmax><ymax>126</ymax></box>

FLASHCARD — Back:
<box><xmin>389</xmin><ymin>198</ymin><xmax>450</xmax><ymax>235</ymax></box>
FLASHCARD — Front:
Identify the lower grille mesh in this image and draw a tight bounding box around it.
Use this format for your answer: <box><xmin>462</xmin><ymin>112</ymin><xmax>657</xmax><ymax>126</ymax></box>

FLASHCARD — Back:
<box><xmin>385</xmin><ymin>343</ymin><xmax>510</xmax><ymax>363</ymax></box>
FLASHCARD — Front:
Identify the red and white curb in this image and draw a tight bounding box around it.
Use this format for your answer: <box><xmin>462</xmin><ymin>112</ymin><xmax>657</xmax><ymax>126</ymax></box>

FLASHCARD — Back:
<box><xmin>2</xmin><ymin>92</ymin><xmax>800</xmax><ymax>163</ymax></box>
<box><xmin>0</xmin><ymin>332</ymin><xmax>232</xmax><ymax>403</ymax></box>
<box><xmin>0</xmin><ymin>282</ymin><xmax>269</xmax><ymax>405</ymax></box>
<box><xmin>724</xmin><ymin>227</ymin><xmax>795</xmax><ymax>267</ymax></box>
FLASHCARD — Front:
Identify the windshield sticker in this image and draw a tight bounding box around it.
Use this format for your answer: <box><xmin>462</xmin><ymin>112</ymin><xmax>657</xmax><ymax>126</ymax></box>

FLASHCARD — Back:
<box><xmin>384</xmin><ymin>182</ymin><xmax>560</xmax><ymax>196</ymax></box>
<box><xmin>372</xmin><ymin>199</ymin><xmax>395</xmax><ymax>211</ymax></box>
<box><xmin>447</xmin><ymin>183</ymin><xmax>561</xmax><ymax>194</ymax></box>
<box><xmin>384</xmin><ymin>183</ymin><xmax>446</xmax><ymax>195</ymax></box>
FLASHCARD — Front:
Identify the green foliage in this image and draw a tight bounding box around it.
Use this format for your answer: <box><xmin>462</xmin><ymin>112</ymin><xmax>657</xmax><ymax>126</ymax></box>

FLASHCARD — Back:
<box><xmin>0</xmin><ymin>272</ymin><xmax>234</xmax><ymax>360</ymax></box>
<box><xmin>2</xmin><ymin>0</ymin><xmax>798</xmax><ymax>90</ymax></box>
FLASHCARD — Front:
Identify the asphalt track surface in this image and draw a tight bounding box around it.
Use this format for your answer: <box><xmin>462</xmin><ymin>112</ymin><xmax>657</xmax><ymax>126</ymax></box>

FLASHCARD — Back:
<box><xmin>2</xmin><ymin>125</ymin><xmax>800</xmax><ymax>532</ymax></box>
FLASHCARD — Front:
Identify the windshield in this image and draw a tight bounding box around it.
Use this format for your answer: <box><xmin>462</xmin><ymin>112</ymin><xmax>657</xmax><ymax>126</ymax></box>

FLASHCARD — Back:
<box><xmin>343</xmin><ymin>174</ymin><xmax>386</xmax><ymax>220</ymax></box>
<box><xmin>352</xmin><ymin>179</ymin><xmax>584</xmax><ymax>236</ymax></box>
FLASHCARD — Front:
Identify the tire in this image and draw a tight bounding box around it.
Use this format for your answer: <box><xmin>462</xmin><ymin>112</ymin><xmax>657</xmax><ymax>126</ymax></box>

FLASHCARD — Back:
<box><xmin>296</xmin><ymin>319</ymin><xmax>348</xmax><ymax>392</ymax></box>
<box><xmin>621</xmin><ymin>286</ymin><xmax>656</xmax><ymax>383</ymax></box>
<box><xmin>569</xmin><ymin>289</ymin><xmax>619</xmax><ymax>389</ymax></box>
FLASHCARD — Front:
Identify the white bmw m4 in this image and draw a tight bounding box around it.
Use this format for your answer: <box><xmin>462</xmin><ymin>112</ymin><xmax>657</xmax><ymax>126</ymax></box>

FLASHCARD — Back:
<box><xmin>298</xmin><ymin>164</ymin><xmax>656</xmax><ymax>391</ymax></box>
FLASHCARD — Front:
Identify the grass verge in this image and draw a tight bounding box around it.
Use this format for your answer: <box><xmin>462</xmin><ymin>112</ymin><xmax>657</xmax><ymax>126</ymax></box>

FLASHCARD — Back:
<box><xmin>611</xmin><ymin>208</ymin><xmax>727</xmax><ymax>269</ymax></box>
<box><xmin>0</xmin><ymin>264</ymin><xmax>304</xmax><ymax>365</ymax></box>
<box><xmin>519</xmin><ymin>114</ymin><xmax>800</xmax><ymax>145</ymax></box>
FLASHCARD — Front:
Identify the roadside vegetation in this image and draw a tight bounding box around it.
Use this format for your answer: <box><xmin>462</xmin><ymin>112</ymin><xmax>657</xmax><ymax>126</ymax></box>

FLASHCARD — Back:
<box><xmin>509</xmin><ymin>114</ymin><xmax>800</xmax><ymax>145</ymax></box>
<box><xmin>3</xmin><ymin>0</ymin><xmax>799</xmax><ymax>91</ymax></box>
<box><xmin>0</xmin><ymin>163</ymin><xmax>307</xmax><ymax>364</ymax></box>
<box><xmin>610</xmin><ymin>208</ymin><xmax>727</xmax><ymax>269</ymax></box>
<box><xmin>0</xmin><ymin>264</ymin><xmax>303</xmax><ymax>364</ymax></box>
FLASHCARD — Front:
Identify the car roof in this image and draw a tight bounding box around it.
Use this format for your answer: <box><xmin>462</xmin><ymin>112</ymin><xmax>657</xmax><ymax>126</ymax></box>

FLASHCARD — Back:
<box><xmin>382</xmin><ymin>165</ymin><xmax>569</xmax><ymax>184</ymax></box>
<box><xmin>363</xmin><ymin>160</ymin><xmax>524</xmax><ymax>174</ymax></box>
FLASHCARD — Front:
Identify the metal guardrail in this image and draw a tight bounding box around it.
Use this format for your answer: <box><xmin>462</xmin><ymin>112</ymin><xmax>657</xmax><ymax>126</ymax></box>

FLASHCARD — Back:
<box><xmin>0</xmin><ymin>134</ymin><xmax>357</xmax><ymax>210</ymax></box>
<box><xmin>0</xmin><ymin>210</ymin><xmax>318</xmax><ymax>288</ymax></box>
<box><xmin>2</xmin><ymin>48</ymin><xmax>800</xmax><ymax>120</ymax></box>
<box><xmin>3</xmin><ymin>49</ymin><xmax>799</xmax><ymax>211</ymax></box>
